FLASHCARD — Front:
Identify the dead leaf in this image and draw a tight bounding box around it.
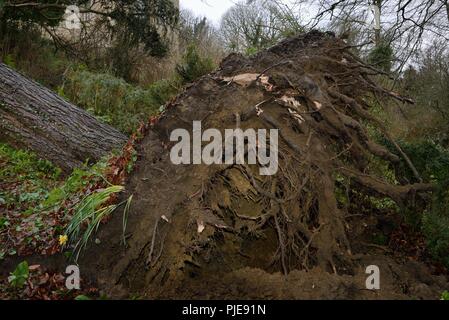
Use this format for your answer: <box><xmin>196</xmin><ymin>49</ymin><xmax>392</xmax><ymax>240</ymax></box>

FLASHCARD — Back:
<box><xmin>29</xmin><ymin>264</ymin><xmax>41</xmax><ymax>271</ymax></box>
<box><xmin>197</xmin><ymin>220</ymin><xmax>205</xmax><ymax>234</ymax></box>
<box><xmin>223</xmin><ymin>73</ymin><xmax>258</xmax><ymax>86</ymax></box>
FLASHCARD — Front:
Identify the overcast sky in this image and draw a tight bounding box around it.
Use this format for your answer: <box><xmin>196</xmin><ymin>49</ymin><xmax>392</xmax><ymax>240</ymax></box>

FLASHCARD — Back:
<box><xmin>179</xmin><ymin>0</ymin><xmax>315</xmax><ymax>27</ymax></box>
<box><xmin>179</xmin><ymin>0</ymin><xmax>237</xmax><ymax>25</ymax></box>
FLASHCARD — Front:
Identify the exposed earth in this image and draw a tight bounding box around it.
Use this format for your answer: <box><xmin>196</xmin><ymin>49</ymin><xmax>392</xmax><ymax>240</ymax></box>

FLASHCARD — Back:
<box><xmin>2</xmin><ymin>31</ymin><xmax>448</xmax><ymax>299</ymax></box>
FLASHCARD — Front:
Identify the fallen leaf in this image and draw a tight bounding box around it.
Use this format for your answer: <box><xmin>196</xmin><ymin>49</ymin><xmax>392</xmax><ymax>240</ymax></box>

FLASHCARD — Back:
<box><xmin>197</xmin><ymin>220</ymin><xmax>205</xmax><ymax>234</ymax></box>
<box><xmin>29</xmin><ymin>264</ymin><xmax>41</xmax><ymax>271</ymax></box>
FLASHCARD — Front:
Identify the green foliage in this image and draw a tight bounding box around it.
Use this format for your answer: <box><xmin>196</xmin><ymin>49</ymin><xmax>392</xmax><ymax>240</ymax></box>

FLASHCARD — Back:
<box><xmin>0</xmin><ymin>143</ymin><xmax>61</xmax><ymax>181</ymax></box>
<box><xmin>0</xmin><ymin>143</ymin><xmax>59</xmax><ymax>176</ymax></box>
<box><xmin>0</xmin><ymin>143</ymin><xmax>61</xmax><ymax>212</ymax></box>
<box><xmin>43</xmin><ymin>157</ymin><xmax>110</xmax><ymax>209</ymax></box>
<box><xmin>368</xmin><ymin>43</ymin><xmax>394</xmax><ymax>72</ymax></box>
<box><xmin>60</xmin><ymin>45</ymin><xmax>212</xmax><ymax>134</ymax></box>
<box><xmin>3</xmin><ymin>54</ymin><xmax>16</xmax><ymax>68</ymax></box>
<box><xmin>399</xmin><ymin>44</ymin><xmax>449</xmax><ymax>147</ymax></box>
<box><xmin>245</xmin><ymin>46</ymin><xmax>259</xmax><ymax>56</ymax></box>
<box><xmin>8</xmin><ymin>261</ymin><xmax>29</xmax><ymax>288</ymax></box>
<box><xmin>422</xmin><ymin>176</ymin><xmax>449</xmax><ymax>267</ymax></box>
<box><xmin>381</xmin><ymin>139</ymin><xmax>449</xmax><ymax>266</ymax></box>
<box><xmin>385</xmin><ymin>140</ymin><xmax>449</xmax><ymax>184</ymax></box>
<box><xmin>1</xmin><ymin>1</ymin><xmax>66</xmax><ymax>27</ymax></box>
<box><xmin>65</xmin><ymin>186</ymin><xmax>131</xmax><ymax>260</ymax></box>
<box><xmin>61</xmin><ymin>68</ymin><xmax>177</xmax><ymax>134</ymax></box>
<box><xmin>176</xmin><ymin>44</ymin><xmax>215</xmax><ymax>83</ymax></box>
<box><xmin>442</xmin><ymin>291</ymin><xmax>449</xmax><ymax>300</ymax></box>
<box><xmin>422</xmin><ymin>206</ymin><xmax>449</xmax><ymax>268</ymax></box>
<box><xmin>0</xmin><ymin>0</ymin><xmax>178</xmax><ymax>57</ymax></box>
<box><xmin>147</xmin><ymin>79</ymin><xmax>177</xmax><ymax>106</ymax></box>
<box><xmin>1</xmin><ymin>28</ymin><xmax>71</xmax><ymax>89</ymax></box>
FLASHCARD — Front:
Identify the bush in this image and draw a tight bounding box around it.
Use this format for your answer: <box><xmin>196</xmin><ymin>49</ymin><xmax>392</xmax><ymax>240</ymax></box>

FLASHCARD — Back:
<box><xmin>422</xmin><ymin>172</ymin><xmax>449</xmax><ymax>267</ymax></box>
<box><xmin>60</xmin><ymin>68</ymin><xmax>177</xmax><ymax>134</ymax></box>
<box><xmin>1</xmin><ymin>27</ymin><xmax>69</xmax><ymax>89</ymax></box>
<box><xmin>61</xmin><ymin>45</ymin><xmax>216</xmax><ymax>134</ymax></box>
<box><xmin>389</xmin><ymin>140</ymin><xmax>449</xmax><ymax>184</ymax></box>
<box><xmin>381</xmin><ymin>139</ymin><xmax>449</xmax><ymax>266</ymax></box>
<box><xmin>368</xmin><ymin>43</ymin><xmax>393</xmax><ymax>72</ymax></box>
<box><xmin>176</xmin><ymin>44</ymin><xmax>215</xmax><ymax>83</ymax></box>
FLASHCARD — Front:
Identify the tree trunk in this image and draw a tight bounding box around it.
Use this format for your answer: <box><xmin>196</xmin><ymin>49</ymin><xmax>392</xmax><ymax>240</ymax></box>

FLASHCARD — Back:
<box><xmin>374</xmin><ymin>0</ymin><xmax>382</xmax><ymax>46</ymax></box>
<box><xmin>0</xmin><ymin>63</ymin><xmax>127</xmax><ymax>173</ymax></box>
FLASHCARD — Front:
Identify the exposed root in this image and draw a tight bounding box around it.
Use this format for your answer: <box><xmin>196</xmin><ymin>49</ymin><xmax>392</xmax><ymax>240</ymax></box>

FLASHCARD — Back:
<box><xmin>85</xmin><ymin>31</ymin><xmax>437</xmax><ymax>296</ymax></box>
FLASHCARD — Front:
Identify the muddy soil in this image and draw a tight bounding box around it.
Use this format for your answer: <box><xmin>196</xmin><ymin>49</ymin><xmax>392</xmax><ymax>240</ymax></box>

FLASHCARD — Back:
<box><xmin>3</xmin><ymin>31</ymin><xmax>447</xmax><ymax>300</ymax></box>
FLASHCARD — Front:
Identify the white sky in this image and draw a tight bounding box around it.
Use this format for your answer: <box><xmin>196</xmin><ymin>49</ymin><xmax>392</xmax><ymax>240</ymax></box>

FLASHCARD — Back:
<box><xmin>179</xmin><ymin>0</ymin><xmax>315</xmax><ymax>26</ymax></box>
<box><xmin>180</xmin><ymin>0</ymin><xmax>237</xmax><ymax>25</ymax></box>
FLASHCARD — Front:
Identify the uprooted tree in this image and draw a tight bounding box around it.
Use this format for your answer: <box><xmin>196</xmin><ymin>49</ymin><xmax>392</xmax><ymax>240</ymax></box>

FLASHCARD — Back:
<box><xmin>78</xmin><ymin>31</ymin><xmax>437</xmax><ymax>298</ymax></box>
<box><xmin>0</xmin><ymin>63</ymin><xmax>127</xmax><ymax>172</ymax></box>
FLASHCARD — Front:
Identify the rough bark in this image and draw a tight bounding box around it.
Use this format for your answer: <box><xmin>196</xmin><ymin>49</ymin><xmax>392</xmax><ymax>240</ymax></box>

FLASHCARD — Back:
<box><xmin>0</xmin><ymin>63</ymin><xmax>127</xmax><ymax>172</ymax></box>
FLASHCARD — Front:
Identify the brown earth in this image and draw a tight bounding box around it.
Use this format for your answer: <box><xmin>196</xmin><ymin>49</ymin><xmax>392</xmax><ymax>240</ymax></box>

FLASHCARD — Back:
<box><xmin>3</xmin><ymin>31</ymin><xmax>448</xmax><ymax>299</ymax></box>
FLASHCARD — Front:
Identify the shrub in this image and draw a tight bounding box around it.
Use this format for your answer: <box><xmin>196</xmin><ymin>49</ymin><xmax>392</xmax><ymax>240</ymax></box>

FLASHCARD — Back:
<box><xmin>368</xmin><ymin>42</ymin><xmax>394</xmax><ymax>72</ymax></box>
<box><xmin>175</xmin><ymin>44</ymin><xmax>215</xmax><ymax>83</ymax></box>
<box><xmin>61</xmin><ymin>68</ymin><xmax>177</xmax><ymax>134</ymax></box>
<box><xmin>381</xmin><ymin>139</ymin><xmax>449</xmax><ymax>266</ymax></box>
<box><xmin>422</xmin><ymin>174</ymin><xmax>449</xmax><ymax>267</ymax></box>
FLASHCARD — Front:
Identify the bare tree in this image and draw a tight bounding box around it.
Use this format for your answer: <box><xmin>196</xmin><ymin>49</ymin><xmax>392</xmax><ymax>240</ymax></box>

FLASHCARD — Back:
<box><xmin>306</xmin><ymin>0</ymin><xmax>449</xmax><ymax>73</ymax></box>
<box><xmin>220</xmin><ymin>0</ymin><xmax>304</xmax><ymax>53</ymax></box>
<box><xmin>178</xmin><ymin>9</ymin><xmax>224</xmax><ymax>62</ymax></box>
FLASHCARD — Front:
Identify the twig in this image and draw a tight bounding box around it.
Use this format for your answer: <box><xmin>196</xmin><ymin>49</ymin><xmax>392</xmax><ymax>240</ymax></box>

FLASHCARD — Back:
<box><xmin>256</xmin><ymin>60</ymin><xmax>291</xmax><ymax>81</ymax></box>
<box><xmin>147</xmin><ymin>217</ymin><xmax>160</xmax><ymax>265</ymax></box>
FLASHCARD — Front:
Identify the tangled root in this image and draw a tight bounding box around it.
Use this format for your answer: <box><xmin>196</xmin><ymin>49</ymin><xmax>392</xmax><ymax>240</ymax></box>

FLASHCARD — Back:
<box><xmin>94</xmin><ymin>31</ymin><xmax>434</xmax><ymax>293</ymax></box>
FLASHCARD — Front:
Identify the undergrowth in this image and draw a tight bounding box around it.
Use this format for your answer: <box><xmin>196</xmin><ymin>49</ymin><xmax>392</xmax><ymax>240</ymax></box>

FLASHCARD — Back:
<box><xmin>363</xmin><ymin>97</ymin><xmax>449</xmax><ymax>268</ymax></box>
<box><xmin>0</xmin><ymin>144</ymin><xmax>62</xmax><ymax>258</ymax></box>
<box><xmin>59</xmin><ymin>44</ymin><xmax>215</xmax><ymax>134</ymax></box>
<box><xmin>383</xmin><ymin>139</ymin><xmax>449</xmax><ymax>267</ymax></box>
<box><xmin>0</xmin><ymin>143</ymin><xmax>125</xmax><ymax>259</ymax></box>
<box><xmin>59</xmin><ymin>66</ymin><xmax>175</xmax><ymax>134</ymax></box>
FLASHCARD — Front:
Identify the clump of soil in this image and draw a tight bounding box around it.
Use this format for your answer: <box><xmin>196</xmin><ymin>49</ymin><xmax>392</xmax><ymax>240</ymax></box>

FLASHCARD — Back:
<box><xmin>78</xmin><ymin>31</ymin><xmax>448</xmax><ymax>299</ymax></box>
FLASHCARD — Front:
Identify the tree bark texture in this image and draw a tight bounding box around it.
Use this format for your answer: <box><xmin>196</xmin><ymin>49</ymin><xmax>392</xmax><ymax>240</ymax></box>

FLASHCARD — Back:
<box><xmin>0</xmin><ymin>63</ymin><xmax>127</xmax><ymax>173</ymax></box>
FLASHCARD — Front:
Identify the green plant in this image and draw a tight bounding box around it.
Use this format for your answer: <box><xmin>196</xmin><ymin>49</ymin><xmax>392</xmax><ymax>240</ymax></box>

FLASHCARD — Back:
<box><xmin>8</xmin><ymin>261</ymin><xmax>29</xmax><ymax>288</ymax></box>
<box><xmin>379</xmin><ymin>139</ymin><xmax>449</xmax><ymax>266</ymax></box>
<box><xmin>43</xmin><ymin>156</ymin><xmax>112</xmax><ymax>210</ymax></box>
<box><xmin>368</xmin><ymin>42</ymin><xmax>394</xmax><ymax>72</ymax></box>
<box><xmin>122</xmin><ymin>195</ymin><xmax>133</xmax><ymax>245</ymax></box>
<box><xmin>3</xmin><ymin>54</ymin><xmax>16</xmax><ymax>68</ymax></box>
<box><xmin>176</xmin><ymin>44</ymin><xmax>215</xmax><ymax>83</ymax></box>
<box><xmin>442</xmin><ymin>291</ymin><xmax>449</xmax><ymax>300</ymax></box>
<box><xmin>422</xmin><ymin>177</ymin><xmax>449</xmax><ymax>267</ymax></box>
<box><xmin>65</xmin><ymin>186</ymin><xmax>133</xmax><ymax>260</ymax></box>
<box><xmin>62</xmin><ymin>68</ymin><xmax>176</xmax><ymax>134</ymax></box>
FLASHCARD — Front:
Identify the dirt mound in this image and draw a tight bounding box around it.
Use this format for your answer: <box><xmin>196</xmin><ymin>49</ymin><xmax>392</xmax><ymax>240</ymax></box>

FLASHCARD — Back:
<box><xmin>79</xmin><ymin>31</ymin><xmax>448</xmax><ymax>299</ymax></box>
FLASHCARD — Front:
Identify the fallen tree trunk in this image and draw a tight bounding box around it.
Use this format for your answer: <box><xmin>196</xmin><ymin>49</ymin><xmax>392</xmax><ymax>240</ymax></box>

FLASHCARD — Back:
<box><xmin>0</xmin><ymin>63</ymin><xmax>127</xmax><ymax>172</ymax></box>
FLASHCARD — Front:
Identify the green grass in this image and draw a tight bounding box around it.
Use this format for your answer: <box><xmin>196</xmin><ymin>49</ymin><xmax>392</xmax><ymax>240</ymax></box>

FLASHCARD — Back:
<box><xmin>0</xmin><ymin>143</ymin><xmax>124</xmax><ymax>258</ymax></box>
<box><xmin>0</xmin><ymin>144</ymin><xmax>64</xmax><ymax>257</ymax></box>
